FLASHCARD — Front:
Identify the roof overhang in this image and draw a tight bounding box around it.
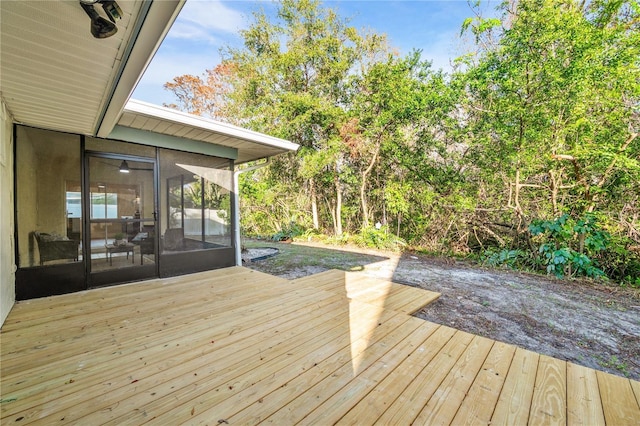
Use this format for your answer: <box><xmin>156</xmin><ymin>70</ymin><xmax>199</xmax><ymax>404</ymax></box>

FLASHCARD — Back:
<box><xmin>113</xmin><ymin>99</ymin><xmax>299</xmax><ymax>164</ymax></box>
<box><xmin>0</xmin><ymin>0</ymin><xmax>184</xmax><ymax>137</ymax></box>
<box><xmin>1</xmin><ymin>1</ymin><xmax>297</xmax><ymax>162</ymax></box>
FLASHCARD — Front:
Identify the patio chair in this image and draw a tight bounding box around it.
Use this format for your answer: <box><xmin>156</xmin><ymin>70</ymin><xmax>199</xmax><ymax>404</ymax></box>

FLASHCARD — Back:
<box><xmin>162</xmin><ymin>228</ymin><xmax>185</xmax><ymax>251</ymax></box>
<box><xmin>138</xmin><ymin>226</ymin><xmax>155</xmax><ymax>264</ymax></box>
<box><xmin>33</xmin><ymin>232</ymin><xmax>79</xmax><ymax>265</ymax></box>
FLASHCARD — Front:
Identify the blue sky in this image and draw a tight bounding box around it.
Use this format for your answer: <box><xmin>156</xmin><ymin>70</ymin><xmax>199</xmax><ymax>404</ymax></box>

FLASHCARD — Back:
<box><xmin>133</xmin><ymin>0</ymin><xmax>499</xmax><ymax>106</ymax></box>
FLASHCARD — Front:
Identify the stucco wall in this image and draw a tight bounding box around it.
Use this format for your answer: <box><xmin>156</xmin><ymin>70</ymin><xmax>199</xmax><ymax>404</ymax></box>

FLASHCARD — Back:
<box><xmin>1</xmin><ymin>97</ymin><xmax>16</xmax><ymax>326</ymax></box>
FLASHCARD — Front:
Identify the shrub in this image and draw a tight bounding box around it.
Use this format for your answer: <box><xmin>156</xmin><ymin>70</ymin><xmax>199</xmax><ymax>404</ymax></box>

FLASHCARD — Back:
<box><xmin>482</xmin><ymin>248</ymin><xmax>529</xmax><ymax>270</ymax></box>
<box><xmin>528</xmin><ymin>214</ymin><xmax>608</xmax><ymax>279</ymax></box>
<box><xmin>271</xmin><ymin>221</ymin><xmax>305</xmax><ymax>242</ymax></box>
<box><xmin>354</xmin><ymin>225</ymin><xmax>406</xmax><ymax>251</ymax></box>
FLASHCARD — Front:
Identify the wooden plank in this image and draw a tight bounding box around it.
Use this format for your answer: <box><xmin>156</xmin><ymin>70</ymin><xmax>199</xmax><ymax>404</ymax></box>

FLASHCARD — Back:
<box><xmin>631</xmin><ymin>379</ymin><xmax>640</xmax><ymax>407</ymax></box>
<box><xmin>491</xmin><ymin>347</ymin><xmax>539</xmax><ymax>425</ymax></box>
<box><xmin>1</xmin><ymin>292</ymin><xmax>343</xmax><ymax>421</ymax></box>
<box><xmin>597</xmin><ymin>370</ymin><xmax>640</xmax><ymax>425</ymax></box>
<box><xmin>375</xmin><ymin>328</ymin><xmax>475</xmax><ymax>424</ymax></box>
<box><xmin>1</xmin><ymin>280</ymin><xmax>318</xmax><ymax>377</ymax></box>
<box><xmin>2</xmin><ymin>282</ymin><xmax>318</xmax><ymax>377</ymax></box>
<box><xmin>528</xmin><ymin>354</ymin><xmax>567</xmax><ymax>425</ymax></box>
<box><xmin>567</xmin><ymin>362</ymin><xmax>605</xmax><ymax>426</ymax></box>
<box><xmin>292</xmin><ymin>270</ymin><xmax>345</xmax><ymax>291</ymax></box>
<box><xmin>3</xmin><ymin>286</ymin><xmax>269</xmax><ymax>361</ymax></box>
<box><xmin>296</xmin><ymin>320</ymin><xmax>440</xmax><ymax>425</ymax></box>
<box><xmin>1</xmin><ymin>289</ymin><xmax>336</xmax><ymax>412</ymax></box>
<box><xmin>451</xmin><ymin>341</ymin><xmax>516</xmax><ymax>424</ymax></box>
<box><xmin>5</xmin><ymin>294</ymin><xmax>354</xmax><ymax>424</ymax></box>
<box><xmin>2</xmin><ymin>267</ymin><xmax>260</xmax><ymax>327</ymax></box>
<box><xmin>186</xmin><ymin>312</ymin><xmax>416</xmax><ymax>424</ymax></box>
<box><xmin>412</xmin><ymin>335</ymin><xmax>494</xmax><ymax>425</ymax></box>
<box><xmin>386</xmin><ymin>286</ymin><xmax>440</xmax><ymax>314</ymax></box>
<box><xmin>380</xmin><ymin>284</ymin><xmax>440</xmax><ymax>315</ymax></box>
<box><xmin>2</xmin><ymin>269</ymin><xmax>287</xmax><ymax>340</ymax></box>
<box><xmin>98</xmin><ymin>300</ymin><xmax>392</xmax><ymax>425</ymax></box>
<box><xmin>293</xmin><ymin>270</ymin><xmax>440</xmax><ymax>314</ymax></box>
<box><xmin>3</xmin><ymin>266</ymin><xmax>640</xmax><ymax>425</ymax></box>
<box><xmin>261</xmin><ymin>318</ymin><xmax>427</xmax><ymax>424</ymax></box>
<box><xmin>335</xmin><ymin>325</ymin><xmax>456</xmax><ymax>425</ymax></box>
<box><xmin>227</xmin><ymin>313</ymin><xmax>414</xmax><ymax>424</ymax></box>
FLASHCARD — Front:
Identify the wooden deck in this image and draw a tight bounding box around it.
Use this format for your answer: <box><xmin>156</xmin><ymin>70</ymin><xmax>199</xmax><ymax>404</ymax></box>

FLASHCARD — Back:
<box><xmin>1</xmin><ymin>267</ymin><xmax>638</xmax><ymax>425</ymax></box>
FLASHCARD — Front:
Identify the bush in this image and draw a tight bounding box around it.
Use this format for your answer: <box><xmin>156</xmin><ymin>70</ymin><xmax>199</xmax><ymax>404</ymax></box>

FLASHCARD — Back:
<box><xmin>482</xmin><ymin>248</ymin><xmax>529</xmax><ymax>270</ymax></box>
<box><xmin>354</xmin><ymin>225</ymin><xmax>406</xmax><ymax>251</ymax></box>
<box><xmin>271</xmin><ymin>221</ymin><xmax>305</xmax><ymax>242</ymax></box>
<box><xmin>528</xmin><ymin>214</ymin><xmax>608</xmax><ymax>279</ymax></box>
<box><xmin>595</xmin><ymin>235</ymin><xmax>640</xmax><ymax>287</ymax></box>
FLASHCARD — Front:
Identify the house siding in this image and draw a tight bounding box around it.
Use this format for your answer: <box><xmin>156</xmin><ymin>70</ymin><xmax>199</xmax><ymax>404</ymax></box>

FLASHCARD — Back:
<box><xmin>0</xmin><ymin>97</ymin><xmax>16</xmax><ymax>326</ymax></box>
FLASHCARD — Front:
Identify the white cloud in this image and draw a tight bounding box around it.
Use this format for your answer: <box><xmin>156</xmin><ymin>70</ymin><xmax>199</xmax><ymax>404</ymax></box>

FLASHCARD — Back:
<box><xmin>168</xmin><ymin>0</ymin><xmax>247</xmax><ymax>42</ymax></box>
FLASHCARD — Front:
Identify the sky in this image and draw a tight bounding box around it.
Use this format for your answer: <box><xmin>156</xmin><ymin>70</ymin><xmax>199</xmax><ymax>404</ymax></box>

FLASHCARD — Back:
<box><xmin>133</xmin><ymin>0</ymin><xmax>499</xmax><ymax>107</ymax></box>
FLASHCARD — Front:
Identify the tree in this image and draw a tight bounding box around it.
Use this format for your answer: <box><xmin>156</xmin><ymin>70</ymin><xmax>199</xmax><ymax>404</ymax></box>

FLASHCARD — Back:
<box><xmin>220</xmin><ymin>0</ymin><xmax>390</xmax><ymax>235</ymax></box>
<box><xmin>462</xmin><ymin>0</ymin><xmax>639</xmax><ymax>231</ymax></box>
<box><xmin>345</xmin><ymin>52</ymin><xmax>433</xmax><ymax>228</ymax></box>
<box><xmin>458</xmin><ymin>0</ymin><xmax>639</xmax><ymax>278</ymax></box>
<box><xmin>163</xmin><ymin>62</ymin><xmax>236</xmax><ymax>120</ymax></box>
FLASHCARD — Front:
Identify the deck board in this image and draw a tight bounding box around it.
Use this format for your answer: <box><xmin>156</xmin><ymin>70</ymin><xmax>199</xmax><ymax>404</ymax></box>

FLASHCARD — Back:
<box><xmin>451</xmin><ymin>341</ymin><xmax>516</xmax><ymax>424</ymax></box>
<box><xmin>491</xmin><ymin>346</ymin><xmax>540</xmax><ymax>424</ymax></box>
<box><xmin>597</xmin><ymin>369</ymin><xmax>640</xmax><ymax>424</ymax></box>
<box><xmin>567</xmin><ymin>362</ymin><xmax>605</xmax><ymax>425</ymax></box>
<box><xmin>291</xmin><ymin>269</ymin><xmax>440</xmax><ymax>314</ymax></box>
<box><xmin>1</xmin><ymin>266</ymin><xmax>639</xmax><ymax>425</ymax></box>
<box><xmin>529</xmin><ymin>355</ymin><xmax>567</xmax><ymax>425</ymax></box>
<box><xmin>335</xmin><ymin>325</ymin><xmax>457</xmax><ymax>425</ymax></box>
<box><xmin>375</xmin><ymin>329</ymin><xmax>476</xmax><ymax>424</ymax></box>
<box><xmin>413</xmin><ymin>335</ymin><xmax>495</xmax><ymax>424</ymax></box>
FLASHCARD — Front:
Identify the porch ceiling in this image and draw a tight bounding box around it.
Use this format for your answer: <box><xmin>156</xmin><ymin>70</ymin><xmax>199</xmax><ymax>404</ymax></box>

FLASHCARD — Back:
<box><xmin>0</xmin><ymin>0</ymin><xmax>182</xmax><ymax>137</ymax></box>
<box><xmin>116</xmin><ymin>99</ymin><xmax>299</xmax><ymax>164</ymax></box>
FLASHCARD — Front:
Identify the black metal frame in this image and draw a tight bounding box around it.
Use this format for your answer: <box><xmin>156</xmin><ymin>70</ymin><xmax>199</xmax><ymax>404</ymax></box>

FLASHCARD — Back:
<box><xmin>13</xmin><ymin>126</ymin><xmax>238</xmax><ymax>299</ymax></box>
<box><xmin>13</xmin><ymin>127</ymin><xmax>87</xmax><ymax>299</ymax></box>
<box><xmin>84</xmin><ymin>151</ymin><xmax>159</xmax><ymax>287</ymax></box>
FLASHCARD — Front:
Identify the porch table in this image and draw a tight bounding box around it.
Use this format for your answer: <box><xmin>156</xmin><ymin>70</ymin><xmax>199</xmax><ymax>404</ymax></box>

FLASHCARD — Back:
<box><xmin>105</xmin><ymin>243</ymin><xmax>135</xmax><ymax>266</ymax></box>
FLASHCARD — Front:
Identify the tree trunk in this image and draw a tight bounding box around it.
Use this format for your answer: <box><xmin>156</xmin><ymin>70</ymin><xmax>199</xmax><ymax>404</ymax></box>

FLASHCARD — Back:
<box><xmin>309</xmin><ymin>177</ymin><xmax>319</xmax><ymax>230</ymax></box>
<box><xmin>514</xmin><ymin>168</ymin><xmax>522</xmax><ymax>217</ymax></box>
<box><xmin>549</xmin><ymin>169</ymin><xmax>559</xmax><ymax>215</ymax></box>
<box><xmin>359</xmin><ymin>143</ymin><xmax>380</xmax><ymax>229</ymax></box>
<box><xmin>335</xmin><ymin>175</ymin><xmax>343</xmax><ymax>236</ymax></box>
<box><xmin>325</xmin><ymin>197</ymin><xmax>337</xmax><ymax>233</ymax></box>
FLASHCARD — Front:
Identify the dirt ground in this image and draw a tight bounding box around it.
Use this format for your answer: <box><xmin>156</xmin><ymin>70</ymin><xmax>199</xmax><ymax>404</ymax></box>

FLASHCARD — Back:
<box><xmin>243</xmin><ymin>239</ymin><xmax>640</xmax><ymax>381</ymax></box>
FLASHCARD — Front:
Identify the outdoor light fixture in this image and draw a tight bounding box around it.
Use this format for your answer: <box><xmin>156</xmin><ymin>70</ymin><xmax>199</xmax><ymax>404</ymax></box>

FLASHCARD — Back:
<box><xmin>79</xmin><ymin>0</ymin><xmax>122</xmax><ymax>39</ymax></box>
<box><xmin>119</xmin><ymin>160</ymin><xmax>130</xmax><ymax>173</ymax></box>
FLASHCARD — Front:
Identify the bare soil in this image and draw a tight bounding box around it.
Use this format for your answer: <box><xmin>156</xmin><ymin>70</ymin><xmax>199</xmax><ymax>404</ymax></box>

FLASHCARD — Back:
<box><xmin>243</xmin><ymin>239</ymin><xmax>640</xmax><ymax>380</ymax></box>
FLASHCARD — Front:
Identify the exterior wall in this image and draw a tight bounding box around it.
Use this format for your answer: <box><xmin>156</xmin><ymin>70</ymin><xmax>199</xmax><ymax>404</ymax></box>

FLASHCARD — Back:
<box><xmin>0</xmin><ymin>97</ymin><xmax>16</xmax><ymax>326</ymax></box>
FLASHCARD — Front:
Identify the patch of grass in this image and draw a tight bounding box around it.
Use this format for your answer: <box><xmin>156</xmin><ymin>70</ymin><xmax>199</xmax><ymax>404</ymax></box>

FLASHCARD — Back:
<box><xmin>242</xmin><ymin>239</ymin><xmax>388</xmax><ymax>273</ymax></box>
<box><xmin>596</xmin><ymin>355</ymin><xmax>630</xmax><ymax>377</ymax></box>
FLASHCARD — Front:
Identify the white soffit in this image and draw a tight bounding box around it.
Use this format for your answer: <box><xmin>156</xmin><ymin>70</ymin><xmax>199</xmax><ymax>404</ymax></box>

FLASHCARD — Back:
<box><xmin>0</xmin><ymin>0</ymin><xmax>182</xmax><ymax>137</ymax></box>
<box><xmin>117</xmin><ymin>99</ymin><xmax>299</xmax><ymax>164</ymax></box>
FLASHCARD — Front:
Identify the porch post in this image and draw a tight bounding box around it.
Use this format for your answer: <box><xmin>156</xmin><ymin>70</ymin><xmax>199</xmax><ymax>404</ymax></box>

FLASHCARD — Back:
<box><xmin>233</xmin><ymin>158</ymin><xmax>269</xmax><ymax>266</ymax></box>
